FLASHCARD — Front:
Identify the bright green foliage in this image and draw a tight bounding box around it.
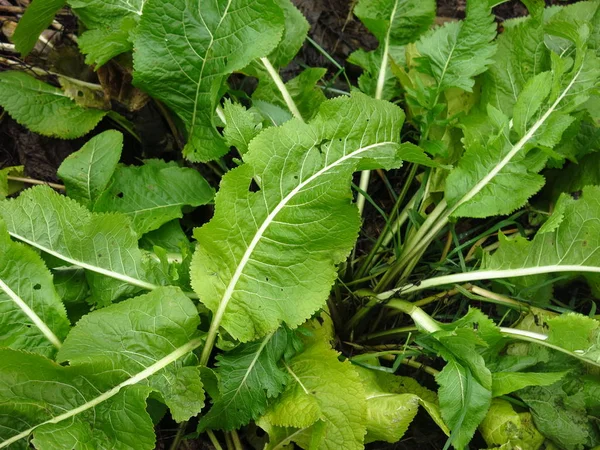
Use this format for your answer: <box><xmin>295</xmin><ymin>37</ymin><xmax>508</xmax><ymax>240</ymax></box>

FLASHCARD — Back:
<box><xmin>0</xmin><ymin>287</ymin><xmax>203</xmax><ymax>449</ymax></box>
<box><xmin>57</xmin><ymin>287</ymin><xmax>204</xmax><ymax>422</ymax></box>
<box><xmin>222</xmin><ymin>100</ymin><xmax>263</xmax><ymax>155</ymax></box>
<box><xmin>0</xmin><ymin>72</ymin><xmax>106</xmax><ymax>139</ymax></box>
<box><xmin>263</xmin><ymin>0</ymin><xmax>309</xmax><ymax>69</ymax></box>
<box><xmin>492</xmin><ymin>371</ymin><xmax>567</xmax><ymax>397</ymax></box>
<box><xmin>57</xmin><ymin>130</ymin><xmax>123</xmax><ymax>208</ymax></box>
<box><xmin>547</xmin><ymin>314</ymin><xmax>599</xmax><ymax>365</ymax></box>
<box><xmin>0</xmin><ymin>221</ymin><xmax>69</xmax><ymax>358</ymax></box>
<box><xmin>416</xmin><ymin>0</ymin><xmax>496</xmax><ymax>96</ymax></box>
<box><xmin>12</xmin><ymin>0</ymin><xmax>66</xmax><ymax>56</ymax></box>
<box><xmin>479</xmin><ymin>399</ymin><xmax>545</xmax><ymax>450</ymax></box>
<box><xmin>77</xmin><ymin>17</ymin><xmax>137</xmax><ymax>67</ymax></box>
<box><xmin>133</xmin><ymin>0</ymin><xmax>285</xmax><ymax>162</ymax></box>
<box><xmin>260</xmin><ymin>340</ymin><xmax>367</xmax><ymax>450</ymax></box>
<box><xmin>352</xmin><ymin>0</ymin><xmax>435</xmax><ymax>100</ymax></box>
<box><xmin>0</xmin><ymin>186</ymin><xmax>153</xmax><ymax>305</ymax></box>
<box><xmin>355</xmin><ymin>366</ymin><xmax>448</xmax><ymax>443</ymax></box>
<box><xmin>0</xmin><ymin>166</ymin><xmax>24</xmax><ymax>199</ymax></box>
<box><xmin>94</xmin><ymin>160</ymin><xmax>214</xmax><ymax>235</ymax></box>
<box><xmin>253</xmin><ymin>68</ymin><xmax>328</xmax><ymax>121</ymax></box>
<box><xmin>191</xmin><ymin>93</ymin><xmax>430</xmax><ymax>342</ymax></box>
<box><xmin>199</xmin><ymin>328</ymin><xmax>293</xmax><ymax>431</ymax></box>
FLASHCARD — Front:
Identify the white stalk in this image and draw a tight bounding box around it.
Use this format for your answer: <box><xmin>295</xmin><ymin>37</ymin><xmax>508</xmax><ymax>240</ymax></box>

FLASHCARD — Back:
<box><xmin>0</xmin><ymin>337</ymin><xmax>203</xmax><ymax>449</ymax></box>
<box><xmin>0</xmin><ymin>278</ymin><xmax>62</xmax><ymax>349</ymax></box>
<box><xmin>378</xmin><ymin>264</ymin><xmax>600</xmax><ymax>300</ymax></box>
<box><xmin>260</xmin><ymin>57</ymin><xmax>304</xmax><ymax>122</ymax></box>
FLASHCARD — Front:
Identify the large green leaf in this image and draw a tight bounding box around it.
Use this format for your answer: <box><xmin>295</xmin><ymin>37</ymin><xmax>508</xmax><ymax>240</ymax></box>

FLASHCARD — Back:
<box><xmin>93</xmin><ymin>160</ymin><xmax>214</xmax><ymax>235</ymax></box>
<box><xmin>57</xmin><ymin>130</ymin><xmax>123</xmax><ymax>208</ymax></box>
<box><xmin>260</xmin><ymin>340</ymin><xmax>367</xmax><ymax>450</ymax></box>
<box><xmin>133</xmin><ymin>0</ymin><xmax>285</xmax><ymax>162</ymax></box>
<box><xmin>0</xmin><ymin>186</ymin><xmax>156</xmax><ymax>305</ymax></box>
<box><xmin>12</xmin><ymin>0</ymin><xmax>66</xmax><ymax>56</ymax></box>
<box><xmin>492</xmin><ymin>371</ymin><xmax>567</xmax><ymax>397</ymax></box>
<box><xmin>0</xmin><ymin>221</ymin><xmax>69</xmax><ymax>358</ymax></box>
<box><xmin>198</xmin><ymin>328</ymin><xmax>292</xmax><ymax>431</ymax></box>
<box><xmin>0</xmin><ymin>72</ymin><xmax>106</xmax><ymax>139</ymax></box>
<box><xmin>0</xmin><ymin>287</ymin><xmax>203</xmax><ymax>449</ymax></box>
<box><xmin>415</xmin><ymin>0</ymin><xmax>496</xmax><ymax>95</ymax></box>
<box><xmin>191</xmin><ymin>93</ymin><xmax>431</xmax><ymax>343</ymax></box>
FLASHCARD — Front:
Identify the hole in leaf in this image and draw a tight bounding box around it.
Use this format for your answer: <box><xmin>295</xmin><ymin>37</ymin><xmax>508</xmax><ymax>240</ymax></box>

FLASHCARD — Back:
<box><xmin>571</xmin><ymin>190</ymin><xmax>582</xmax><ymax>200</ymax></box>
<box><xmin>33</xmin><ymin>283</ymin><xmax>41</xmax><ymax>290</ymax></box>
<box><xmin>77</xmin><ymin>91</ymin><xmax>84</xmax><ymax>97</ymax></box>
<box><xmin>248</xmin><ymin>179</ymin><xmax>260</xmax><ymax>193</ymax></box>
<box><xmin>116</xmin><ymin>192</ymin><xmax>124</xmax><ymax>198</ymax></box>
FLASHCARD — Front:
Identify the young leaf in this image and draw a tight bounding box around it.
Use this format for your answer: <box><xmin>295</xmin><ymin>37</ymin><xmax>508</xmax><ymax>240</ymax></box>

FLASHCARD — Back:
<box><xmin>57</xmin><ymin>286</ymin><xmax>204</xmax><ymax>422</ymax></box>
<box><xmin>492</xmin><ymin>371</ymin><xmax>567</xmax><ymax>397</ymax></box>
<box><xmin>12</xmin><ymin>0</ymin><xmax>66</xmax><ymax>56</ymax></box>
<box><xmin>479</xmin><ymin>399</ymin><xmax>545</xmax><ymax>450</ymax></box>
<box><xmin>191</xmin><ymin>93</ymin><xmax>430</xmax><ymax>345</ymax></box>
<box><xmin>260</xmin><ymin>340</ymin><xmax>367</xmax><ymax>449</ymax></box>
<box><xmin>57</xmin><ymin>130</ymin><xmax>123</xmax><ymax>208</ymax></box>
<box><xmin>93</xmin><ymin>160</ymin><xmax>214</xmax><ymax>235</ymax></box>
<box><xmin>415</xmin><ymin>0</ymin><xmax>496</xmax><ymax>96</ymax></box>
<box><xmin>0</xmin><ymin>72</ymin><xmax>107</xmax><ymax>139</ymax></box>
<box><xmin>198</xmin><ymin>328</ymin><xmax>291</xmax><ymax>431</ymax></box>
<box><xmin>0</xmin><ymin>221</ymin><xmax>69</xmax><ymax>357</ymax></box>
<box><xmin>0</xmin><ymin>287</ymin><xmax>203</xmax><ymax>449</ymax></box>
<box><xmin>0</xmin><ymin>185</ymin><xmax>156</xmax><ymax>305</ymax></box>
<box><xmin>355</xmin><ymin>366</ymin><xmax>449</xmax><ymax>443</ymax></box>
<box><xmin>133</xmin><ymin>0</ymin><xmax>285</xmax><ymax>162</ymax></box>
<box><xmin>222</xmin><ymin>100</ymin><xmax>263</xmax><ymax>155</ymax></box>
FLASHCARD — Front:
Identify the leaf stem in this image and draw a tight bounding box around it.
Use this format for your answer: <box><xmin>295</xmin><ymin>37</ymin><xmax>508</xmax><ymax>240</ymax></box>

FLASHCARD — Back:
<box><xmin>6</xmin><ymin>176</ymin><xmax>65</xmax><ymax>191</ymax></box>
<box><xmin>207</xmin><ymin>431</ymin><xmax>224</xmax><ymax>450</ymax></box>
<box><xmin>260</xmin><ymin>57</ymin><xmax>303</xmax><ymax>122</ymax></box>
<box><xmin>386</xmin><ymin>299</ymin><xmax>442</xmax><ymax>333</ymax></box>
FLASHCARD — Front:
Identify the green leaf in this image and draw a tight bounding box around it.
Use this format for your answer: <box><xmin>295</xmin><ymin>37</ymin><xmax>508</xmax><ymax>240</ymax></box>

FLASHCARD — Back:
<box><xmin>0</xmin><ymin>287</ymin><xmax>203</xmax><ymax>449</ymax></box>
<box><xmin>198</xmin><ymin>328</ymin><xmax>291</xmax><ymax>431</ymax></box>
<box><xmin>57</xmin><ymin>286</ymin><xmax>204</xmax><ymax>422</ymax></box>
<box><xmin>12</xmin><ymin>0</ymin><xmax>66</xmax><ymax>56</ymax></box>
<box><xmin>0</xmin><ymin>71</ymin><xmax>107</xmax><ymax>139</ymax></box>
<box><xmin>222</xmin><ymin>100</ymin><xmax>263</xmax><ymax>155</ymax></box>
<box><xmin>133</xmin><ymin>0</ymin><xmax>285</xmax><ymax>162</ymax></box>
<box><xmin>0</xmin><ymin>220</ymin><xmax>69</xmax><ymax>357</ymax></box>
<box><xmin>546</xmin><ymin>313</ymin><xmax>599</xmax><ymax>364</ymax></box>
<box><xmin>492</xmin><ymin>371</ymin><xmax>568</xmax><ymax>397</ymax></box>
<box><xmin>415</xmin><ymin>0</ymin><xmax>496</xmax><ymax>95</ymax></box>
<box><xmin>260</xmin><ymin>340</ymin><xmax>367</xmax><ymax>450</ymax></box>
<box><xmin>354</xmin><ymin>0</ymin><xmax>435</xmax><ymax>46</ymax></box>
<box><xmin>252</xmin><ymin>67</ymin><xmax>327</xmax><ymax>121</ymax></box>
<box><xmin>77</xmin><ymin>17</ymin><xmax>137</xmax><ymax>67</ymax></box>
<box><xmin>191</xmin><ymin>93</ymin><xmax>431</xmax><ymax>342</ymax></box>
<box><xmin>355</xmin><ymin>366</ymin><xmax>448</xmax><ymax>443</ymax></box>
<box><xmin>0</xmin><ymin>166</ymin><xmax>24</xmax><ymax>199</ymax></box>
<box><xmin>482</xmin><ymin>0</ymin><xmax>548</xmax><ymax>115</ymax></box>
<box><xmin>479</xmin><ymin>398</ymin><xmax>545</xmax><ymax>450</ymax></box>
<box><xmin>0</xmin><ymin>185</ymin><xmax>156</xmax><ymax>305</ymax></box>
<box><xmin>93</xmin><ymin>159</ymin><xmax>214</xmax><ymax>235</ymax></box>
<box><xmin>57</xmin><ymin>130</ymin><xmax>123</xmax><ymax>208</ymax></box>
<box><xmin>267</xmin><ymin>0</ymin><xmax>309</xmax><ymax>69</ymax></box>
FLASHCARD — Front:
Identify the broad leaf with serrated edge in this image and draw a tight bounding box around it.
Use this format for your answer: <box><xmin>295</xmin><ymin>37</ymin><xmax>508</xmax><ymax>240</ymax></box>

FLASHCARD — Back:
<box><xmin>0</xmin><ymin>287</ymin><xmax>203</xmax><ymax>449</ymax></box>
<box><xmin>260</xmin><ymin>340</ymin><xmax>367</xmax><ymax>450</ymax></box>
<box><xmin>223</xmin><ymin>100</ymin><xmax>263</xmax><ymax>155</ymax></box>
<box><xmin>133</xmin><ymin>0</ymin><xmax>285</xmax><ymax>162</ymax></box>
<box><xmin>198</xmin><ymin>328</ymin><xmax>290</xmax><ymax>431</ymax></box>
<box><xmin>93</xmin><ymin>159</ymin><xmax>214</xmax><ymax>235</ymax></box>
<box><xmin>191</xmin><ymin>93</ymin><xmax>431</xmax><ymax>343</ymax></box>
<box><xmin>0</xmin><ymin>185</ymin><xmax>155</xmax><ymax>305</ymax></box>
<box><xmin>57</xmin><ymin>130</ymin><xmax>123</xmax><ymax>208</ymax></box>
<box><xmin>0</xmin><ymin>220</ymin><xmax>69</xmax><ymax>358</ymax></box>
<box><xmin>0</xmin><ymin>72</ymin><xmax>106</xmax><ymax>139</ymax></box>
<box><xmin>57</xmin><ymin>286</ymin><xmax>204</xmax><ymax>422</ymax></box>
<box><xmin>415</xmin><ymin>0</ymin><xmax>496</xmax><ymax>96</ymax></box>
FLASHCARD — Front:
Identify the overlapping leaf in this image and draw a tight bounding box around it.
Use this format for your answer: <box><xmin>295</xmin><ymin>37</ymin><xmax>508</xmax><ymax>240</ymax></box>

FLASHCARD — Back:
<box><xmin>0</xmin><ymin>186</ymin><xmax>154</xmax><ymax>305</ymax></box>
<box><xmin>0</xmin><ymin>221</ymin><xmax>69</xmax><ymax>358</ymax></box>
<box><xmin>12</xmin><ymin>0</ymin><xmax>66</xmax><ymax>56</ymax></box>
<box><xmin>0</xmin><ymin>287</ymin><xmax>203</xmax><ymax>449</ymax></box>
<box><xmin>0</xmin><ymin>72</ymin><xmax>106</xmax><ymax>139</ymax></box>
<box><xmin>133</xmin><ymin>0</ymin><xmax>285</xmax><ymax>161</ymax></box>
<box><xmin>191</xmin><ymin>93</ymin><xmax>430</xmax><ymax>342</ymax></box>
<box><xmin>57</xmin><ymin>130</ymin><xmax>123</xmax><ymax>208</ymax></box>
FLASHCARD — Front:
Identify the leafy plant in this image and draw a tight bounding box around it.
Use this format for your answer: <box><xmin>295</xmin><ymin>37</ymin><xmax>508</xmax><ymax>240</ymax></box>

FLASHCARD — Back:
<box><xmin>0</xmin><ymin>0</ymin><xmax>599</xmax><ymax>449</ymax></box>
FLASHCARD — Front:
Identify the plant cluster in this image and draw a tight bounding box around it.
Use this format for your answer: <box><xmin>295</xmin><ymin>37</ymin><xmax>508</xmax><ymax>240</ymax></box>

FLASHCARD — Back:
<box><xmin>0</xmin><ymin>0</ymin><xmax>599</xmax><ymax>449</ymax></box>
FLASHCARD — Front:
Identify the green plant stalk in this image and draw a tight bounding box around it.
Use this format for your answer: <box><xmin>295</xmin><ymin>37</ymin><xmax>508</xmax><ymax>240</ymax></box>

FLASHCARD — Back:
<box><xmin>260</xmin><ymin>57</ymin><xmax>304</xmax><ymax>122</ymax></box>
<box><xmin>386</xmin><ymin>299</ymin><xmax>441</xmax><ymax>333</ymax></box>
<box><xmin>207</xmin><ymin>431</ymin><xmax>224</xmax><ymax>450</ymax></box>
